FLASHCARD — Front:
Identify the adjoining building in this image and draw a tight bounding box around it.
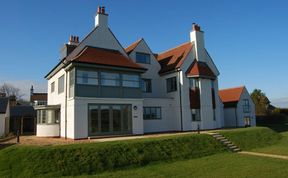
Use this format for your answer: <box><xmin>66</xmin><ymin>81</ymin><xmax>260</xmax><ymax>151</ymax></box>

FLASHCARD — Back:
<box><xmin>36</xmin><ymin>6</ymin><xmax>254</xmax><ymax>139</ymax></box>
<box><xmin>219</xmin><ymin>86</ymin><xmax>256</xmax><ymax>127</ymax></box>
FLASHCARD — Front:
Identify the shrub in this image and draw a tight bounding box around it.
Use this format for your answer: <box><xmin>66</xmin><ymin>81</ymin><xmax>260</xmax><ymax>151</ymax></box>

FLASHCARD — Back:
<box><xmin>0</xmin><ymin>134</ymin><xmax>227</xmax><ymax>177</ymax></box>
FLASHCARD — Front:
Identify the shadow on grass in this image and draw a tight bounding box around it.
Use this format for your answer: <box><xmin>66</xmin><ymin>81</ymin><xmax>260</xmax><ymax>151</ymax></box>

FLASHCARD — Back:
<box><xmin>0</xmin><ymin>143</ymin><xmax>15</xmax><ymax>150</ymax></box>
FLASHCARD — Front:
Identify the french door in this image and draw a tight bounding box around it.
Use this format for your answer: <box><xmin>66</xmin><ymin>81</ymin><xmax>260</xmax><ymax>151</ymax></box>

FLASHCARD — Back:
<box><xmin>88</xmin><ymin>104</ymin><xmax>132</xmax><ymax>136</ymax></box>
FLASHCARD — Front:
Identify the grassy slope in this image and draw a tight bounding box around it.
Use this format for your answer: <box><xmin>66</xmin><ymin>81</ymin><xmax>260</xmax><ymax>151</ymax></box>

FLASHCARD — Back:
<box><xmin>70</xmin><ymin>153</ymin><xmax>288</xmax><ymax>178</ymax></box>
<box><xmin>219</xmin><ymin>127</ymin><xmax>282</xmax><ymax>150</ymax></box>
<box><xmin>0</xmin><ymin>134</ymin><xmax>226</xmax><ymax>178</ymax></box>
<box><xmin>251</xmin><ymin>131</ymin><xmax>288</xmax><ymax>156</ymax></box>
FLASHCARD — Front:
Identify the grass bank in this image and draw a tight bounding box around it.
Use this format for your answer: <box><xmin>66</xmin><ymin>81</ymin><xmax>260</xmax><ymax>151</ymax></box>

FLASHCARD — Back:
<box><xmin>219</xmin><ymin>127</ymin><xmax>282</xmax><ymax>150</ymax></box>
<box><xmin>70</xmin><ymin>153</ymin><xmax>288</xmax><ymax>178</ymax></box>
<box><xmin>0</xmin><ymin>133</ymin><xmax>226</xmax><ymax>178</ymax></box>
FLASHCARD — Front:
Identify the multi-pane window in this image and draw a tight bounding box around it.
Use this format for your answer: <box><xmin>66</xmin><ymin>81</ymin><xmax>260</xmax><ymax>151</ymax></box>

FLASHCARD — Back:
<box><xmin>37</xmin><ymin>110</ymin><xmax>60</xmax><ymax>124</ymax></box>
<box><xmin>100</xmin><ymin>72</ymin><xmax>121</xmax><ymax>86</ymax></box>
<box><xmin>122</xmin><ymin>74</ymin><xmax>140</xmax><ymax>88</ymax></box>
<box><xmin>136</xmin><ymin>52</ymin><xmax>150</xmax><ymax>64</ymax></box>
<box><xmin>77</xmin><ymin>70</ymin><xmax>98</xmax><ymax>85</ymax></box>
<box><xmin>243</xmin><ymin>99</ymin><xmax>250</xmax><ymax>113</ymax></box>
<box><xmin>58</xmin><ymin>75</ymin><xmax>65</xmax><ymax>94</ymax></box>
<box><xmin>143</xmin><ymin>107</ymin><xmax>161</xmax><ymax>120</ymax></box>
<box><xmin>141</xmin><ymin>79</ymin><xmax>152</xmax><ymax>93</ymax></box>
<box><xmin>51</xmin><ymin>82</ymin><xmax>55</xmax><ymax>93</ymax></box>
<box><xmin>189</xmin><ymin>78</ymin><xmax>199</xmax><ymax>89</ymax></box>
<box><xmin>167</xmin><ymin>77</ymin><xmax>177</xmax><ymax>92</ymax></box>
<box><xmin>191</xmin><ymin>109</ymin><xmax>201</xmax><ymax>121</ymax></box>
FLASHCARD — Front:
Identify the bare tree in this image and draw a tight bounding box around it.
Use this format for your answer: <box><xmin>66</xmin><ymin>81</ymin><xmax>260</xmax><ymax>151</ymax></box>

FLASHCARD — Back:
<box><xmin>0</xmin><ymin>83</ymin><xmax>24</xmax><ymax>99</ymax></box>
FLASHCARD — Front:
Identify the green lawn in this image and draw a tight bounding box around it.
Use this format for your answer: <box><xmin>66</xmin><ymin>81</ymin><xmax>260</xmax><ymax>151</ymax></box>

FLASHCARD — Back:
<box><xmin>69</xmin><ymin>153</ymin><xmax>288</xmax><ymax>178</ymax></box>
<box><xmin>251</xmin><ymin>131</ymin><xmax>288</xmax><ymax>156</ymax></box>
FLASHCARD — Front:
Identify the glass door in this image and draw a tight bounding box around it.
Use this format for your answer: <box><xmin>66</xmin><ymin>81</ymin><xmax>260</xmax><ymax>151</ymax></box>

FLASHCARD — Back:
<box><xmin>88</xmin><ymin>104</ymin><xmax>132</xmax><ymax>136</ymax></box>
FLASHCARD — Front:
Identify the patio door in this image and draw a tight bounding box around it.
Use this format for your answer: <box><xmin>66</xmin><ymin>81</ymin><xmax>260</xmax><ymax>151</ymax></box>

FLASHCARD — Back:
<box><xmin>88</xmin><ymin>104</ymin><xmax>132</xmax><ymax>136</ymax></box>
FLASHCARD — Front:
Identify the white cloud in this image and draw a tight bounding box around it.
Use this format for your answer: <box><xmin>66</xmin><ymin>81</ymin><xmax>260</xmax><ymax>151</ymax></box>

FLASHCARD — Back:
<box><xmin>271</xmin><ymin>97</ymin><xmax>288</xmax><ymax>108</ymax></box>
<box><xmin>0</xmin><ymin>79</ymin><xmax>47</xmax><ymax>100</ymax></box>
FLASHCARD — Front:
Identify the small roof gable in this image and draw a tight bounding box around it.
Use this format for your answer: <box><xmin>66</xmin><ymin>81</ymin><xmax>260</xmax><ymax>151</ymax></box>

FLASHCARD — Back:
<box><xmin>186</xmin><ymin>60</ymin><xmax>216</xmax><ymax>79</ymax></box>
<box><xmin>0</xmin><ymin>97</ymin><xmax>9</xmax><ymax>114</ymax></box>
<box><xmin>71</xmin><ymin>46</ymin><xmax>146</xmax><ymax>71</ymax></box>
<box><xmin>219</xmin><ymin>86</ymin><xmax>245</xmax><ymax>103</ymax></box>
<box><xmin>125</xmin><ymin>39</ymin><xmax>143</xmax><ymax>54</ymax></box>
<box><xmin>157</xmin><ymin>42</ymin><xmax>193</xmax><ymax>74</ymax></box>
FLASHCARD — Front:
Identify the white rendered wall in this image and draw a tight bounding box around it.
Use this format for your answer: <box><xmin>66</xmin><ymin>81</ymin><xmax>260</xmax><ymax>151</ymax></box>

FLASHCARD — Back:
<box><xmin>143</xmin><ymin>97</ymin><xmax>178</xmax><ymax>133</ymax></box>
<box><xmin>46</xmin><ymin>69</ymin><xmax>68</xmax><ymax>138</ymax></box>
<box><xmin>0</xmin><ymin>114</ymin><xmax>5</xmax><ymax>137</ymax></box>
<box><xmin>73</xmin><ymin>97</ymin><xmax>144</xmax><ymax>139</ymax></box>
<box><xmin>128</xmin><ymin>39</ymin><xmax>164</xmax><ymax>98</ymax></box>
<box><xmin>36</xmin><ymin>124</ymin><xmax>60</xmax><ymax>137</ymax></box>
<box><xmin>67</xmin><ymin>25</ymin><xmax>128</xmax><ymax>58</ymax></box>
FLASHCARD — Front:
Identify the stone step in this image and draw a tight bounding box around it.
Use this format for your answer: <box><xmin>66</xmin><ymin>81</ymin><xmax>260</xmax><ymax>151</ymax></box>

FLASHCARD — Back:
<box><xmin>233</xmin><ymin>148</ymin><xmax>241</xmax><ymax>152</ymax></box>
<box><xmin>228</xmin><ymin>145</ymin><xmax>238</xmax><ymax>149</ymax></box>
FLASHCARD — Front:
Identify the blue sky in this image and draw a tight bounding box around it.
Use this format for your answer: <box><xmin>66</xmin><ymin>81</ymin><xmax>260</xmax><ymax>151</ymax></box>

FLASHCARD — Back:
<box><xmin>0</xmin><ymin>0</ymin><xmax>288</xmax><ymax>106</ymax></box>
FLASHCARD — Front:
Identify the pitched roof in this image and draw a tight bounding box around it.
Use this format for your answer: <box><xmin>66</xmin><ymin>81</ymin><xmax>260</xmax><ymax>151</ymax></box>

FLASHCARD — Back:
<box><xmin>186</xmin><ymin>60</ymin><xmax>216</xmax><ymax>79</ymax></box>
<box><xmin>70</xmin><ymin>46</ymin><xmax>146</xmax><ymax>71</ymax></box>
<box><xmin>0</xmin><ymin>97</ymin><xmax>9</xmax><ymax>114</ymax></box>
<box><xmin>10</xmin><ymin>105</ymin><xmax>36</xmax><ymax>118</ymax></box>
<box><xmin>125</xmin><ymin>39</ymin><xmax>142</xmax><ymax>54</ymax></box>
<box><xmin>219</xmin><ymin>86</ymin><xmax>245</xmax><ymax>103</ymax></box>
<box><xmin>30</xmin><ymin>93</ymin><xmax>47</xmax><ymax>102</ymax></box>
<box><xmin>157</xmin><ymin>42</ymin><xmax>193</xmax><ymax>74</ymax></box>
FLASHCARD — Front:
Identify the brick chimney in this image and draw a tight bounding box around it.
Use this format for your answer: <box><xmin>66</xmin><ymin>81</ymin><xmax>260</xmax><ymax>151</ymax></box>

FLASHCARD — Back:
<box><xmin>60</xmin><ymin>35</ymin><xmax>79</xmax><ymax>60</ymax></box>
<box><xmin>95</xmin><ymin>6</ymin><xmax>108</xmax><ymax>27</ymax></box>
<box><xmin>190</xmin><ymin>23</ymin><xmax>206</xmax><ymax>62</ymax></box>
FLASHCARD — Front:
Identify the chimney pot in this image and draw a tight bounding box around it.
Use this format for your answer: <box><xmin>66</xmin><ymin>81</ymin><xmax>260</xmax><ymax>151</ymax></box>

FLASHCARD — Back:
<box><xmin>192</xmin><ymin>23</ymin><xmax>201</xmax><ymax>31</ymax></box>
<box><xmin>97</xmin><ymin>6</ymin><xmax>101</xmax><ymax>13</ymax></box>
<box><xmin>101</xmin><ymin>6</ymin><xmax>105</xmax><ymax>14</ymax></box>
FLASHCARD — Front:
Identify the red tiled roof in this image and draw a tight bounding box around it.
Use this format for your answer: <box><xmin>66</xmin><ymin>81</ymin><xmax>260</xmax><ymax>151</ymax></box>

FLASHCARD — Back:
<box><xmin>157</xmin><ymin>42</ymin><xmax>193</xmax><ymax>74</ymax></box>
<box><xmin>186</xmin><ymin>60</ymin><xmax>216</xmax><ymax>79</ymax></box>
<box><xmin>30</xmin><ymin>93</ymin><xmax>47</xmax><ymax>102</ymax></box>
<box><xmin>219</xmin><ymin>86</ymin><xmax>245</xmax><ymax>103</ymax></box>
<box><xmin>125</xmin><ymin>39</ymin><xmax>142</xmax><ymax>54</ymax></box>
<box><xmin>71</xmin><ymin>46</ymin><xmax>146</xmax><ymax>70</ymax></box>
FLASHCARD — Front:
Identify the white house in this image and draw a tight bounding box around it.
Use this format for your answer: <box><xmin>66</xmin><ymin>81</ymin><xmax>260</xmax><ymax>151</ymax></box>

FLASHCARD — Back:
<box><xmin>36</xmin><ymin>6</ymin><xmax>231</xmax><ymax>139</ymax></box>
<box><xmin>219</xmin><ymin>86</ymin><xmax>256</xmax><ymax>127</ymax></box>
<box><xmin>0</xmin><ymin>97</ymin><xmax>9</xmax><ymax>137</ymax></box>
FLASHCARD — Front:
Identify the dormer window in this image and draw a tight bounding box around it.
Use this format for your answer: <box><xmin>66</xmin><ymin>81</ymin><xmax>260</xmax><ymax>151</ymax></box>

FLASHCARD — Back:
<box><xmin>189</xmin><ymin>78</ymin><xmax>199</xmax><ymax>89</ymax></box>
<box><xmin>136</xmin><ymin>52</ymin><xmax>150</xmax><ymax>64</ymax></box>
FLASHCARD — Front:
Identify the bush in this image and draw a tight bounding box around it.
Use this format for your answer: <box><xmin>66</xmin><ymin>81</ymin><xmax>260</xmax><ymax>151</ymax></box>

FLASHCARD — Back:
<box><xmin>219</xmin><ymin>127</ymin><xmax>282</xmax><ymax>150</ymax></box>
<box><xmin>0</xmin><ymin>134</ymin><xmax>227</xmax><ymax>177</ymax></box>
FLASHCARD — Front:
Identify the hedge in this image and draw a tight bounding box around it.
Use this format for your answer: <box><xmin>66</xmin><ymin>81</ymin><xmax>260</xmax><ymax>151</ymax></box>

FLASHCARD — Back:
<box><xmin>0</xmin><ymin>134</ymin><xmax>227</xmax><ymax>177</ymax></box>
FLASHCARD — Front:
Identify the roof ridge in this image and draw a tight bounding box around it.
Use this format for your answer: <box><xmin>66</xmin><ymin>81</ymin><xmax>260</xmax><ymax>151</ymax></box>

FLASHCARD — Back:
<box><xmin>125</xmin><ymin>38</ymin><xmax>143</xmax><ymax>53</ymax></box>
<box><xmin>219</xmin><ymin>86</ymin><xmax>245</xmax><ymax>91</ymax></box>
<box><xmin>157</xmin><ymin>41</ymin><xmax>191</xmax><ymax>57</ymax></box>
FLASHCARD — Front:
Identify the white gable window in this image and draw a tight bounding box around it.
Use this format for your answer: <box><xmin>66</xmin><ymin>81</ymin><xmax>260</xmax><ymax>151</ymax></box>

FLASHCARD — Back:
<box><xmin>243</xmin><ymin>99</ymin><xmax>250</xmax><ymax>113</ymax></box>
<box><xmin>51</xmin><ymin>82</ymin><xmax>55</xmax><ymax>93</ymax></box>
<box><xmin>122</xmin><ymin>74</ymin><xmax>140</xmax><ymax>88</ymax></box>
<box><xmin>191</xmin><ymin>109</ymin><xmax>201</xmax><ymax>121</ymax></box>
<box><xmin>58</xmin><ymin>75</ymin><xmax>65</xmax><ymax>94</ymax></box>
<box><xmin>100</xmin><ymin>72</ymin><xmax>120</xmax><ymax>86</ymax></box>
<box><xmin>141</xmin><ymin>79</ymin><xmax>152</xmax><ymax>93</ymax></box>
<box><xmin>76</xmin><ymin>70</ymin><xmax>98</xmax><ymax>85</ymax></box>
<box><xmin>167</xmin><ymin>77</ymin><xmax>177</xmax><ymax>92</ymax></box>
<box><xmin>189</xmin><ymin>78</ymin><xmax>199</xmax><ymax>89</ymax></box>
<box><xmin>136</xmin><ymin>52</ymin><xmax>150</xmax><ymax>64</ymax></box>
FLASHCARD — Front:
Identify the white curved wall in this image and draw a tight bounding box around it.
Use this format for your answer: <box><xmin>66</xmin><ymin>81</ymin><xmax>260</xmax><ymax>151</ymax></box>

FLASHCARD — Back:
<box><xmin>37</xmin><ymin>124</ymin><xmax>60</xmax><ymax>137</ymax></box>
